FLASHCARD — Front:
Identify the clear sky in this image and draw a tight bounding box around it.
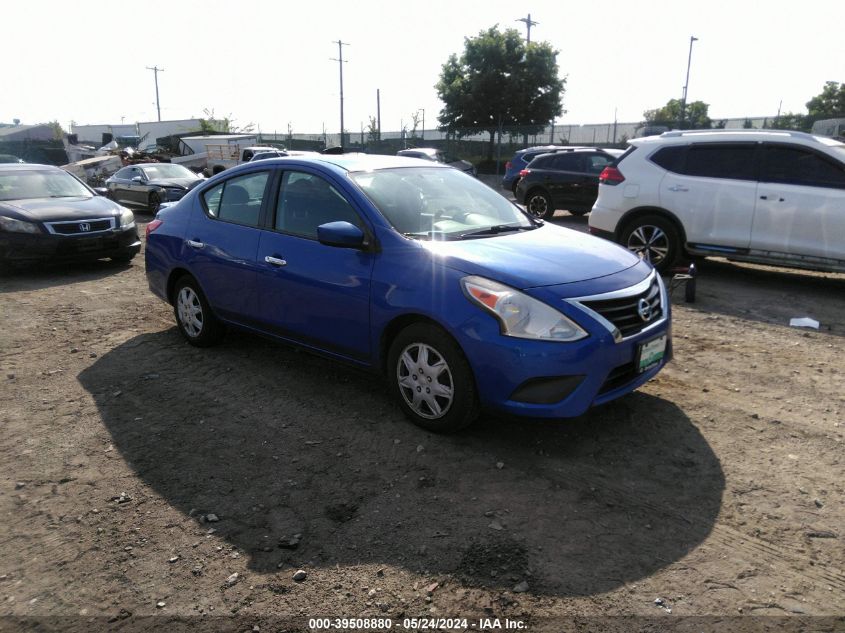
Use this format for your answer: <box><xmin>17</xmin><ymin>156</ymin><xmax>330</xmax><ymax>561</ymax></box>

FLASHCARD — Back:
<box><xmin>3</xmin><ymin>0</ymin><xmax>842</xmax><ymax>134</ymax></box>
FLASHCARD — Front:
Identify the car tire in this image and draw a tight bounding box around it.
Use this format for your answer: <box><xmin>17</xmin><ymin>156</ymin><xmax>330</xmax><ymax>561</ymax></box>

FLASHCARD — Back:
<box><xmin>387</xmin><ymin>323</ymin><xmax>479</xmax><ymax>433</ymax></box>
<box><xmin>619</xmin><ymin>214</ymin><xmax>681</xmax><ymax>273</ymax></box>
<box><xmin>148</xmin><ymin>192</ymin><xmax>161</xmax><ymax>213</ymax></box>
<box><xmin>173</xmin><ymin>276</ymin><xmax>225</xmax><ymax>347</ymax></box>
<box><xmin>525</xmin><ymin>189</ymin><xmax>555</xmax><ymax>220</ymax></box>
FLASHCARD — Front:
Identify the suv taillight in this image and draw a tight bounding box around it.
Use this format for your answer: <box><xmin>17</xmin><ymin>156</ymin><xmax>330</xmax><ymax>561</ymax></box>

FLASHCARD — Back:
<box><xmin>145</xmin><ymin>219</ymin><xmax>163</xmax><ymax>239</ymax></box>
<box><xmin>599</xmin><ymin>166</ymin><xmax>625</xmax><ymax>185</ymax></box>
<box><xmin>519</xmin><ymin>169</ymin><xmax>530</xmax><ymax>178</ymax></box>
<box><xmin>505</xmin><ymin>161</ymin><xmax>512</xmax><ymax>170</ymax></box>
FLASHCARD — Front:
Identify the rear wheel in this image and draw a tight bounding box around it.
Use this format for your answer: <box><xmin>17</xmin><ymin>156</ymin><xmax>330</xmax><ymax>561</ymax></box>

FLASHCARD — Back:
<box><xmin>619</xmin><ymin>214</ymin><xmax>681</xmax><ymax>273</ymax></box>
<box><xmin>173</xmin><ymin>276</ymin><xmax>225</xmax><ymax>347</ymax></box>
<box><xmin>525</xmin><ymin>189</ymin><xmax>554</xmax><ymax>220</ymax></box>
<box><xmin>387</xmin><ymin>323</ymin><xmax>479</xmax><ymax>433</ymax></box>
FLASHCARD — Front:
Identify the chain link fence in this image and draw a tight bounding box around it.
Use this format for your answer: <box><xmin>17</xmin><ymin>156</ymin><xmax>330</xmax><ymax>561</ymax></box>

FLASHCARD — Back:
<box><xmin>257</xmin><ymin>113</ymin><xmax>845</xmax><ymax>175</ymax></box>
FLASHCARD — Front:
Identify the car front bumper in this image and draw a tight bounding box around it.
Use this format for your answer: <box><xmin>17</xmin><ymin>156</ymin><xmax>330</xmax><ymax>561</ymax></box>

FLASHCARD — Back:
<box><xmin>457</xmin><ymin>314</ymin><xmax>672</xmax><ymax>419</ymax></box>
<box><xmin>0</xmin><ymin>225</ymin><xmax>141</xmax><ymax>263</ymax></box>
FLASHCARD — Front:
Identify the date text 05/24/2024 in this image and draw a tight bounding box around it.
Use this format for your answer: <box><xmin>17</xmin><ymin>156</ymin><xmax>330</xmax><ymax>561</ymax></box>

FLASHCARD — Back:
<box><xmin>308</xmin><ymin>617</ymin><xmax>526</xmax><ymax>630</ymax></box>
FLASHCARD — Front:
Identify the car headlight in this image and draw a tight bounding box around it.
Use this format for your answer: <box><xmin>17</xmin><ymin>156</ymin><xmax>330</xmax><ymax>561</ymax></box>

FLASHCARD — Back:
<box><xmin>461</xmin><ymin>275</ymin><xmax>588</xmax><ymax>342</ymax></box>
<box><xmin>0</xmin><ymin>215</ymin><xmax>41</xmax><ymax>234</ymax></box>
<box><xmin>118</xmin><ymin>208</ymin><xmax>135</xmax><ymax>228</ymax></box>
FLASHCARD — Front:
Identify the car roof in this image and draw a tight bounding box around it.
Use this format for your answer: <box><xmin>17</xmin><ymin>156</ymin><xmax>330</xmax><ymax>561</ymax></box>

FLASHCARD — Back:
<box><xmin>248</xmin><ymin>153</ymin><xmax>451</xmax><ymax>173</ymax></box>
<box><xmin>397</xmin><ymin>148</ymin><xmax>440</xmax><ymax>156</ymax></box>
<box><xmin>0</xmin><ymin>163</ymin><xmax>61</xmax><ymax>172</ymax></box>
<box><xmin>631</xmin><ymin>129</ymin><xmax>845</xmax><ymax>148</ymax></box>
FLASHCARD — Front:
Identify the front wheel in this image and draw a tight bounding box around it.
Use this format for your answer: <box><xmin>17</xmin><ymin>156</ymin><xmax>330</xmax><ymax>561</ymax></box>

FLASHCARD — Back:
<box><xmin>387</xmin><ymin>323</ymin><xmax>479</xmax><ymax>433</ymax></box>
<box><xmin>148</xmin><ymin>191</ymin><xmax>161</xmax><ymax>213</ymax></box>
<box><xmin>173</xmin><ymin>276</ymin><xmax>225</xmax><ymax>347</ymax></box>
<box><xmin>619</xmin><ymin>214</ymin><xmax>681</xmax><ymax>273</ymax></box>
<box><xmin>525</xmin><ymin>190</ymin><xmax>555</xmax><ymax>220</ymax></box>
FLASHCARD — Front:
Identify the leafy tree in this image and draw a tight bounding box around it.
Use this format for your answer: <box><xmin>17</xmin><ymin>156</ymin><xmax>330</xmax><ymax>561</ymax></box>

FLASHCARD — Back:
<box><xmin>436</xmin><ymin>26</ymin><xmax>565</xmax><ymax>159</ymax></box>
<box><xmin>48</xmin><ymin>120</ymin><xmax>64</xmax><ymax>140</ymax></box>
<box><xmin>643</xmin><ymin>98</ymin><xmax>711</xmax><ymax>129</ymax></box>
<box><xmin>366</xmin><ymin>116</ymin><xmax>379</xmax><ymax>143</ymax></box>
<box><xmin>770</xmin><ymin>112</ymin><xmax>807</xmax><ymax>131</ymax></box>
<box><xmin>806</xmin><ymin>81</ymin><xmax>845</xmax><ymax>118</ymax></box>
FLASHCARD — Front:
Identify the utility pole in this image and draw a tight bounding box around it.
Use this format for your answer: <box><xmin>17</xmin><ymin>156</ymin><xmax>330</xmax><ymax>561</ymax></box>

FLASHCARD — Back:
<box><xmin>331</xmin><ymin>40</ymin><xmax>349</xmax><ymax>150</ymax></box>
<box><xmin>516</xmin><ymin>13</ymin><xmax>538</xmax><ymax>44</ymax></box>
<box><xmin>679</xmin><ymin>36</ymin><xmax>698</xmax><ymax>129</ymax></box>
<box><xmin>146</xmin><ymin>65</ymin><xmax>164</xmax><ymax>122</ymax></box>
<box><xmin>377</xmin><ymin>89</ymin><xmax>381</xmax><ymax>141</ymax></box>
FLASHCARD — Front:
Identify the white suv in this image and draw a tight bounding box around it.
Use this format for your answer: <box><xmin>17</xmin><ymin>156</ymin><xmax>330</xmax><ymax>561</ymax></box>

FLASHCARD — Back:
<box><xmin>588</xmin><ymin>130</ymin><xmax>845</xmax><ymax>273</ymax></box>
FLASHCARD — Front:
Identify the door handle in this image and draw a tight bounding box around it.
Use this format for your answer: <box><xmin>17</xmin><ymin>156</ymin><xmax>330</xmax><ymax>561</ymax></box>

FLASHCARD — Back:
<box><xmin>264</xmin><ymin>255</ymin><xmax>287</xmax><ymax>267</ymax></box>
<box><xmin>667</xmin><ymin>185</ymin><xmax>689</xmax><ymax>192</ymax></box>
<box><xmin>759</xmin><ymin>195</ymin><xmax>785</xmax><ymax>202</ymax></box>
<box><xmin>186</xmin><ymin>239</ymin><xmax>204</xmax><ymax>249</ymax></box>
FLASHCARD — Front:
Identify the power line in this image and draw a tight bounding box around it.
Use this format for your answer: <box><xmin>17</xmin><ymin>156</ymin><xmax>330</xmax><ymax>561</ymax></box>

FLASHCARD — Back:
<box><xmin>146</xmin><ymin>66</ymin><xmax>165</xmax><ymax>122</ymax></box>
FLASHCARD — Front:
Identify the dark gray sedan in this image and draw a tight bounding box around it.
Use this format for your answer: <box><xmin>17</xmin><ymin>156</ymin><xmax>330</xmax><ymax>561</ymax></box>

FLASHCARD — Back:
<box><xmin>105</xmin><ymin>163</ymin><xmax>204</xmax><ymax>212</ymax></box>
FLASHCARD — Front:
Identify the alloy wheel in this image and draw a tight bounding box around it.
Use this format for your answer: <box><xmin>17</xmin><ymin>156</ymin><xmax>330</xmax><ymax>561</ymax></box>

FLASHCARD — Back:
<box><xmin>396</xmin><ymin>342</ymin><xmax>454</xmax><ymax>419</ymax></box>
<box><xmin>177</xmin><ymin>286</ymin><xmax>204</xmax><ymax>338</ymax></box>
<box><xmin>626</xmin><ymin>225</ymin><xmax>670</xmax><ymax>266</ymax></box>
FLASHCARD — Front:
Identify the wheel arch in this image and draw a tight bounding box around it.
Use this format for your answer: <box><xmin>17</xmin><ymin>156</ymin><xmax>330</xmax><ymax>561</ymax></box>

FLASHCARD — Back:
<box><xmin>166</xmin><ymin>267</ymin><xmax>198</xmax><ymax>305</ymax></box>
<box><xmin>616</xmin><ymin>206</ymin><xmax>688</xmax><ymax>247</ymax></box>
<box><xmin>378</xmin><ymin>313</ymin><xmax>465</xmax><ymax>376</ymax></box>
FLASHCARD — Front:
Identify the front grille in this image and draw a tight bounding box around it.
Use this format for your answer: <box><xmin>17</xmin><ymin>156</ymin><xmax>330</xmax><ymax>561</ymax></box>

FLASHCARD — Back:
<box><xmin>46</xmin><ymin>217</ymin><xmax>114</xmax><ymax>235</ymax></box>
<box><xmin>580</xmin><ymin>277</ymin><xmax>663</xmax><ymax>338</ymax></box>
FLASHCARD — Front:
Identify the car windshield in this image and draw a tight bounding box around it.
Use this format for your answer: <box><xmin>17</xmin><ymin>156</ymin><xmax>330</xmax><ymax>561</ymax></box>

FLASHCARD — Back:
<box><xmin>351</xmin><ymin>167</ymin><xmax>534</xmax><ymax>240</ymax></box>
<box><xmin>142</xmin><ymin>164</ymin><xmax>196</xmax><ymax>180</ymax></box>
<box><xmin>0</xmin><ymin>169</ymin><xmax>90</xmax><ymax>201</ymax></box>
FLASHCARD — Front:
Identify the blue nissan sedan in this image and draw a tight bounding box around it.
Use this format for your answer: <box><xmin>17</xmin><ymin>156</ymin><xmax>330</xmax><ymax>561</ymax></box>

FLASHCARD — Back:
<box><xmin>145</xmin><ymin>154</ymin><xmax>671</xmax><ymax>432</ymax></box>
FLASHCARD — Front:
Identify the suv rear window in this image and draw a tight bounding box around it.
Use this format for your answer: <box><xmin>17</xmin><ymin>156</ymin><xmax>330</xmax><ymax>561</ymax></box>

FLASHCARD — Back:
<box><xmin>650</xmin><ymin>146</ymin><xmax>685</xmax><ymax>173</ymax></box>
<box><xmin>683</xmin><ymin>143</ymin><xmax>757</xmax><ymax>181</ymax></box>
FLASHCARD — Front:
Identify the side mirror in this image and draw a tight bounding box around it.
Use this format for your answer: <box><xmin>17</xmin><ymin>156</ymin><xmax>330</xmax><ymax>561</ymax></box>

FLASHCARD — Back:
<box><xmin>131</xmin><ymin>176</ymin><xmax>144</xmax><ymax>184</ymax></box>
<box><xmin>317</xmin><ymin>221</ymin><xmax>366</xmax><ymax>249</ymax></box>
<box><xmin>93</xmin><ymin>187</ymin><xmax>109</xmax><ymax>197</ymax></box>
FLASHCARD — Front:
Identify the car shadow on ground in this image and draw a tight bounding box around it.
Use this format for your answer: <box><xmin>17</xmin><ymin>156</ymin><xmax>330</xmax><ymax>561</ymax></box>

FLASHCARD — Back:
<box><xmin>674</xmin><ymin>259</ymin><xmax>845</xmax><ymax>337</ymax></box>
<box><xmin>0</xmin><ymin>258</ymin><xmax>135</xmax><ymax>293</ymax></box>
<box><xmin>78</xmin><ymin>328</ymin><xmax>724</xmax><ymax>598</ymax></box>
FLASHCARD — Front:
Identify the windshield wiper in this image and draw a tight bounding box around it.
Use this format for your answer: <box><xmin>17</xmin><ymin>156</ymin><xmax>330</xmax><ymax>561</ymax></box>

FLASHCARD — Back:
<box><xmin>402</xmin><ymin>230</ymin><xmax>461</xmax><ymax>241</ymax></box>
<box><xmin>459</xmin><ymin>224</ymin><xmax>533</xmax><ymax>239</ymax></box>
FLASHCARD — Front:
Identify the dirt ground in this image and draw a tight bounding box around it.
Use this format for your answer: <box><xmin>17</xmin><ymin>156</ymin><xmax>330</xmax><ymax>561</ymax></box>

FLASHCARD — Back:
<box><xmin>1</xmin><ymin>212</ymin><xmax>844</xmax><ymax>633</ymax></box>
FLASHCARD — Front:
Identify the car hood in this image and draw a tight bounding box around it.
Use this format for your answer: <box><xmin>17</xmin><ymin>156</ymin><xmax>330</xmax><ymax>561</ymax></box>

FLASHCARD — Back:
<box><xmin>0</xmin><ymin>196</ymin><xmax>121</xmax><ymax>221</ymax></box>
<box><xmin>147</xmin><ymin>177</ymin><xmax>199</xmax><ymax>189</ymax></box>
<box><xmin>422</xmin><ymin>223</ymin><xmax>642</xmax><ymax>289</ymax></box>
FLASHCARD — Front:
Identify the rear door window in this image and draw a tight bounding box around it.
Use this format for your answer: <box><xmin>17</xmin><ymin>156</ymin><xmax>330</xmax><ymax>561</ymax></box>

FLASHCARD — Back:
<box><xmin>683</xmin><ymin>143</ymin><xmax>757</xmax><ymax>180</ymax></box>
<box><xmin>761</xmin><ymin>145</ymin><xmax>845</xmax><ymax>189</ymax></box>
<box><xmin>202</xmin><ymin>171</ymin><xmax>270</xmax><ymax>227</ymax></box>
<box><xmin>549</xmin><ymin>153</ymin><xmax>585</xmax><ymax>172</ymax></box>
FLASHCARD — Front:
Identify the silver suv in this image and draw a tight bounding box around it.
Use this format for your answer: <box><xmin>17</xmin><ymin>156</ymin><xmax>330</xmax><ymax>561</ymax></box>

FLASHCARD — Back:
<box><xmin>588</xmin><ymin>130</ymin><xmax>845</xmax><ymax>273</ymax></box>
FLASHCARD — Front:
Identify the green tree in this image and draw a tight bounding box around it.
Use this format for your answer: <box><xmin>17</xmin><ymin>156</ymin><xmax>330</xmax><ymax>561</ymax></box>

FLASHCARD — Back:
<box><xmin>48</xmin><ymin>120</ymin><xmax>64</xmax><ymax>140</ymax></box>
<box><xmin>436</xmin><ymin>25</ymin><xmax>565</xmax><ymax>159</ymax></box>
<box><xmin>643</xmin><ymin>98</ymin><xmax>711</xmax><ymax>129</ymax></box>
<box><xmin>366</xmin><ymin>116</ymin><xmax>379</xmax><ymax>143</ymax></box>
<box><xmin>806</xmin><ymin>81</ymin><xmax>845</xmax><ymax>118</ymax></box>
<box><xmin>770</xmin><ymin>112</ymin><xmax>807</xmax><ymax>131</ymax></box>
